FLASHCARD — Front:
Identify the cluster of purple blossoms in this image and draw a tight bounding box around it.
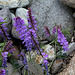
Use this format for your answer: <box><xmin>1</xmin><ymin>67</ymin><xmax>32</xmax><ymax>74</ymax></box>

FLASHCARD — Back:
<box><xmin>1</xmin><ymin>40</ymin><xmax>15</xmax><ymax>68</ymax></box>
<box><xmin>42</xmin><ymin>52</ymin><xmax>49</xmax><ymax>75</ymax></box>
<box><xmin>18</xmin><ymin>52</ymin><xmax>28</xmax><ymax>69</ymax></box>
<box><xmin>52</xmin><ymin>26</ymin><xmax>57</xmax><ymax>34</ymax></box>
<box><xmin>44</xmin><ymin>26</ymin><xmax>51</xmax><ymax>37</ymax></box>
<box><xmin>53</xmin><ymin>25</ymin><xmax>69</xmax><ymax>51</ymax></box>
<box><xmin>3</xmin><ymin>40</ymin><xmax>15</xmax><ymax>53</ymax></box>
<box><xmin>1</xmin><ymin>52</ymin><xmax>8</xmax><ymax>68</ymax></box>
<box><xmin>13</xmin><ymin>8</ymin><xmax>38</xmax><ymax>51</ymax></box>
<box><xmin>22</xmin><ymin>29</ymin><xmax>37</xmax><ymax>51</ymax></box>
<box><xmin>27</xmin><ymin>8</ymin><xmax>37</xmax><ymax>31</ymax></box>
<box><xmin>57</xmin><ymin>28</ymin><xmax>69</xmax><ymax>51</ymax></box>
<box><xmin>0</xmin><ymin>17</ymin><xmax>10</xmax><ymax>40</ymax></box>
<box><xmin>13</xmin><ymin>8</ymin><xmax>49</xmax><ymax>74</ymax></box>
<box><xmin>0</xmin><ymin>69</ymin><xmax>6</xmax><ymax>75</ymax></box>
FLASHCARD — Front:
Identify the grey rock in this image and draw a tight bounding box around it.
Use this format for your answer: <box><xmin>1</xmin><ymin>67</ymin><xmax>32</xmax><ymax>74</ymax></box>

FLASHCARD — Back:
<box><xmin>30</xmin><ymin>0</ymin><xmax>75</xmax><ymax>41</ymax></box>
<box><xmin>59</xmin><ymin>0</ymin><xmax>75</xmax><ymax>8</ymax></box>
<box><xmin>16</xmin><ymin>8</ymin><xmax>28</xmax><ymax>26</ymax></box>
<box><xmin>22</xmin><ymin>61</ymin><xmax>44</xmax><ymax>75</ymax></box>
<box><xmin>57</xmin><ymin>54</ymin><xmax>75</xmax><ymax>75</ymax></box>
<box><xmin>6</xmin><ymin>63</ymin><xmax>21</xmax><ymax>75</ymax></box>
<box><xmin>0</xmin><ymin>0</ymin><xmax>29</xmax><ymax>9</ymax></box>
<box><xmin>0</xmin><ymin>8</ymin><xmax>12</xmax><ymax>41</ymax></box>
<box><xmin>11</xmin><ymin>13</ymin><xmax>15</xmax><ymax>24</ymax></box>
<box><xmin>66</xmin><ymin>42</ymin><xmax>75</xmax><ymax>55</ymax></box>
<box><xmin>51</xmin><ymin>59</ymin><xmax>64</xmax><ymax>73</ymax></box>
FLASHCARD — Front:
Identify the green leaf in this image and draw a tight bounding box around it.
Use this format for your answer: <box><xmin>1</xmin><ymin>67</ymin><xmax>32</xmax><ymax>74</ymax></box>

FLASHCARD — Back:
<box><xmin>0</xmin><ymin>42</ymin><xmax>5</xmax><ymax>46</ymax></box>
<box><xmin>10</xmin><ymin>59</ymin><xmax>20</xmax><ymax>70</ymax></box>
<box><xmin>0</xmin><ymin>60</ymin><xmax>2</xmax><ymax>67</ymax></box>
<box><xmin>39</xmin><ymin>44</ymin><xmax>45</xmax><ymax>48</ymax></box>
<box><xmin>4</xmin><ymin>17</ymin><xmax>7</xmax><ymax>20</ymax></box>
<box><xmin>0</xmin><ymin>21</ymin><xmax>8</xmax><ymax>25</ymax></box>
<box><xmin>8</xmin><ymin>53</ymin><xmax>12</xmax><ymax>57</ymax></box>
<box><xmin>61</xmin><ymin>27</ymin><xmax>71</xmax><ymax>35</ymax></box>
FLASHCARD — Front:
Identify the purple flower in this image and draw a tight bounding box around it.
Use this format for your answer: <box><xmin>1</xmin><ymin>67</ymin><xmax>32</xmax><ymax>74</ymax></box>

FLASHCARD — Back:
<box><xmin>27</xmin><ymin>8</ymin><xmax>37</xmax><ymax>31</ymax></box>
<box><xmin>0</xmin><ymin>17</ymin><xmax>10</xmax><ymax>40</ymax></box>
<box><xmin>42</xmin><ymin>52</ymin><xmax>48</xmax><ymax>59</ymax></box>
<box><xmin>1</xmin><ymin>52</ymin><xmax>8</xmax><ymax>58</ymax></box>
<box><xmin>13</xmin><ymin>15</ymin><xmax>38</xmax><ymax>51</ymax></box>
<box><xmin>0</xmin><ymin>69</ymin><xmax>6</xmax><ymax>75</ymax></box>
<box><xmin>45</xmin><ymin>64</ymin><xmax>49</xmax><ymax>75</ymax></box>
<box><xmin>3</xmin><ymin>40</ymin><xmax>15</xmax><ymax>53</ymax></box>
<box><xmin>44</xmin><ymin>26</ymin><xmax>51</xmax><ymax>37</ymax></box>
<box><xmin>1</xmin><ymin>52</ymin><xmax>8</xmax><ymax>68</ymax></box>
<box><xmin>13</xmin><ymin>17</ymin><xmax>34</xmax><ymax>51</ymax></box>
<box><xmin>57</xmin><ymin>28</ymin><xmax>69</xmax><ymax>51</ymax></box>
<box><xmin>42</xmin><ymin>52</ymin><xmax>49</xmax><ymax>75</ymax></box>
<box><xmin>18</xmin><ymin>52</ymin><xmax>28</xmax><ymax>69</ymax></box>
<box><xmin>52</xmin><ymin>26</ymin><xmax>57</xmax><ymax>34</ymax></box>
<box><xmin>1</xmin><ymin>40</ymin><xmax>15</xmax><ymax>68</ymax></box>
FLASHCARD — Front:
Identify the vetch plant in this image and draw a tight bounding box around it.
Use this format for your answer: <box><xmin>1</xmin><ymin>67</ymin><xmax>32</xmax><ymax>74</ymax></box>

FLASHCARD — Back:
<box><xmin>1</xmin><ymin>40</ymin><xmax>15</xmax><ymax>68</ymax></box>
<box><xmin>0</xmin><ymin>8</ymin><xmax>70</xmax><ymax>75</ymax></box>
<box><xmin>52</xmin><ymin>25</ymin><xmax>69</xmax><ymax>51</ymax></box>
<box><xmin>0</xmin><ymin>17</ymin><xmax>10</xmax><ymax>40</ymax></box>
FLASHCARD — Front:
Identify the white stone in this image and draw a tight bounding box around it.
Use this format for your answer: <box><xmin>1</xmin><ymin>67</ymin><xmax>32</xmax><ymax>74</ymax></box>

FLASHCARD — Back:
<box><xmin>16</xmin><ymin>8</ymin><xmax>28</xmax><ymax>26</ymax></box>
<box><xmin>0</xmin><ymin>0</ymin><xmax>29</xmax><ymax>9</ymax></box>
<box><xmin>10</xmin><ymin>13</ymin><xmax>15</xmax><ymax>24</ymax></box>
<box><xmin>43</xmin><ymin>44</ymin><xmax>55</xmax><ymax>60</ymax></box>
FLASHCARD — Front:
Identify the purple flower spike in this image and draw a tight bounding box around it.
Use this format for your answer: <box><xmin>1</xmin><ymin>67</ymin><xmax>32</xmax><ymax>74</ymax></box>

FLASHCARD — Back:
<box><xmin>52</xmin><ymin>26</ymin><xmax>57</xmax><ymax>34</ymax></box>
<box><xmin>1</xmin><ymin>52</ymin><xmax>8</xmax><ymax>68</ymax></box>
<box><xmin>42</xmin><ymin>52</ymin><xmax>49</xmax><ymax>75</ymax></box>
<box><xmin>44</xmin><ymin>26</ymin><xmax>51</xmax><ymax>37</ymax></box>
<box><xmin>13</xmin><ymin>15</ymin><xmax>38</xmax><ymax>51</ymax></box>
<box><xmin>27</xmin><ymin>8</ymin><xmax>37</xmax><ymax>31</ymax></box>
<box><xmin>0</xmin><ymin>69</ymin><xmax>6</xmax><ymax>75</ymax></box>
<box><xmin>0</xmin><ymin>17</ymin><xmax>10</xmax><ymax>40</ymax></box>
<box><xmin>1</xmin><ymin>40</ymin><xmax>15</xmax><ymax>68</ymax></box>
<box><xmin>19</xmin><ymin>52</ymin><xmax>28</xmax><ymax>69</ymax></box>
<box><xmin>57</xmin><ymin>28</ymin><xmax>69</xmax><ymax>51</ymax></box>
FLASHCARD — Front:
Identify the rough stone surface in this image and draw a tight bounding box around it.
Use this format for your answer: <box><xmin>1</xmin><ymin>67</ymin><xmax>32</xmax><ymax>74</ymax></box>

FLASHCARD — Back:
<box><xmin>59</xmin><ymin>0</ymin><xmax>75</xmax><ymax>8</ymax></box>
<box><xmin>22</xmin><ymin>61</ymin><xmax>44</xmax><ymax>75</ymax></box>
<box><xmin>0</xmin><ymin>0</ymin><xmax>29</xmax><ymax>9</ymax></box>
<box><xmin>6</xmin><ymin>63</ymin><xmax>21</xmax><ymax>75</ymax></box>
<box><xmin>66</xmin><ymin>42</ymin><xmax>75</xmax><ymax>55</ymax></box>
<box><xmin>0</xmin><ymin>8</ymin><xmax>12</xmax><ymax>41</ymax></box>
<box><xmin>51</xmin><ymin>59</ymin><xmax>64</xmax><ymax>73</ymax></box>
<box><xmin>30</xmin><ymin>0</ymin><xmax>74</xmax><ymax>40</ymax></box>
<box><xmin>57</xmin><ymin>53</ymin><xmax>75</xmax><ymax>75</ymax></box>
<box><xmin>11</xmin><ymin>13</ymin><xmax>15</xmax><ymax>24</ymax></box>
